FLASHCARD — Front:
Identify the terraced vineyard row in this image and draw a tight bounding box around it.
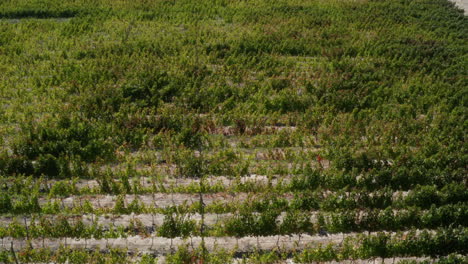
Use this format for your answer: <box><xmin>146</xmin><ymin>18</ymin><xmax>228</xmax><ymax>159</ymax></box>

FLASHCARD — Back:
<box><xmin>0</xmin><ymin>0</ymin><xmax>467</xmax><ymax>263</ymax></box>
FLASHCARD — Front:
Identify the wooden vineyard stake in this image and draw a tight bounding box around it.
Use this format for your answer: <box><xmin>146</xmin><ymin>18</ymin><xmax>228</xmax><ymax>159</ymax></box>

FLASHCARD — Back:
<box><xmin>10</xmin><ymin>241</ymin><xmax>19</xmax><ymax>264</ymax></box>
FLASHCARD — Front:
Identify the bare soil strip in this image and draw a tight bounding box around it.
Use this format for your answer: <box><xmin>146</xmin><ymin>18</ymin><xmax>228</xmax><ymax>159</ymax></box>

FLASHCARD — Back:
<box><xmin>0</xmin><ymin>208</ymin><xmax>421</xmax><ymax>228</ymax></box>
<box><xmin>450</xmin><ymin>0</ymin><xmax>468</xmax><ymax>14</ymax></box>
<box><xmin>1</xmin><ymin>231</ymin><xmax>424</xmax><ymax>253</ymax></box>
<box><xmin>65</xmin><ymin>174</ymin><xmax>293</xmax><ymax>191</ymax></box>
<box><xmin>0</xmin><ymin>213</ymin><xmax>230</xmax><ymax>227</ymax></box>
<box><xmin>230</xmin><ymin>257</ymin><xmax>433</xmax><ymax>264</ymax></box>
<box><xmin>39</xmin><ymin>193</ymin><xmax>251</xmax><ymax>208</ymax></box>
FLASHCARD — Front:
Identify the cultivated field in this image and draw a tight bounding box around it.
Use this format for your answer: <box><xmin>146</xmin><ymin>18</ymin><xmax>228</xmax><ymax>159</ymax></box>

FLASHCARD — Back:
<box><xmin>0</xmin><ymin>0</ymin><xmax>467</xmax><ymax>263</ymax></box>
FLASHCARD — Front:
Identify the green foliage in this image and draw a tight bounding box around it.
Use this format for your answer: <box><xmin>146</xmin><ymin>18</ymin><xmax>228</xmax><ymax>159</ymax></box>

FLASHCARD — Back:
<box><xmin>113</xmin><ymin>195</ymin><xmax>127</xmax><ymax>214</ymax></box>
<box><xmin>139</xmin><ymin>254</ymin><xmax>157</xmax><ymax>264</ymax></box>
<box><xmin>289</xmin><ymin>165</ymin><xmax>321</xmax><ymax>191</ymax></box>
<box><xmin>175</xmin><ymin>149</ymin><xmax>205</xmax><ymax>178</ymax></box>
<box><xmin>167</xmin><ymin>244</ymin><xmax>233</xmax><ymax>264</ymax></box>
<box><xmin>0</xmin><ymin>0</ymin><xmax>466</xmax><ymax>261</ymax></box>
<box><xmin>158</xmin><ymin>208</ymin><xmax>196</xmax><ymax>238</ymax></box>
<box><xmin>280</xmin><ymin>210</ymin><xmax>313</xmax><ymax>236</ymax></box>
<box><xmin>0</xmin><ymin>116</ymin><xmax>113</xmax><ymax>177</ymax></box>
<box><xmin>16</xmin><ymin>116</ymin><xmax>113</xmax><ymax>162</ymax></box>
<box><xmin>0</xmin><ymin>193</ymin><xmax>12</xmax><ymax>213</ymax></box>
<box><xmin>48</xmin><ymin>179</ymin><xmax>77</xmax><ymax>197</ymax></box>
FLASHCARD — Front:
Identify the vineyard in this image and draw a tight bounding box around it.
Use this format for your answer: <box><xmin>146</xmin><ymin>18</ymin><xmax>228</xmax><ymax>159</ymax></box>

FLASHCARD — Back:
<box><xmin>0</xmin><ymin>0</ymin><xmax>467</xmax><ymax>263</ymax></box>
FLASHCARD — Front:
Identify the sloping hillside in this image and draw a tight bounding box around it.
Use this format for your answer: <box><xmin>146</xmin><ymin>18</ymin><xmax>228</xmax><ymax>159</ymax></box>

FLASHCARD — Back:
<box><xmin>0</xmin><ymin>0</ymin><xmax>466</xmax><ymax>263</ymax></box>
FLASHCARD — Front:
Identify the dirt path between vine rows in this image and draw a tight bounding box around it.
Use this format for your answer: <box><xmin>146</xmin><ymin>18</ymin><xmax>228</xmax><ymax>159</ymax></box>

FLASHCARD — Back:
<box><xmin>1</xmin><ymin>230</ymin><xmax>432</xmax><ymax>254</ymax></box>
<box><xmin>451</xmin><ymin>0</ymin><xmax>468</xmax><ymax>14</ymax></box>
